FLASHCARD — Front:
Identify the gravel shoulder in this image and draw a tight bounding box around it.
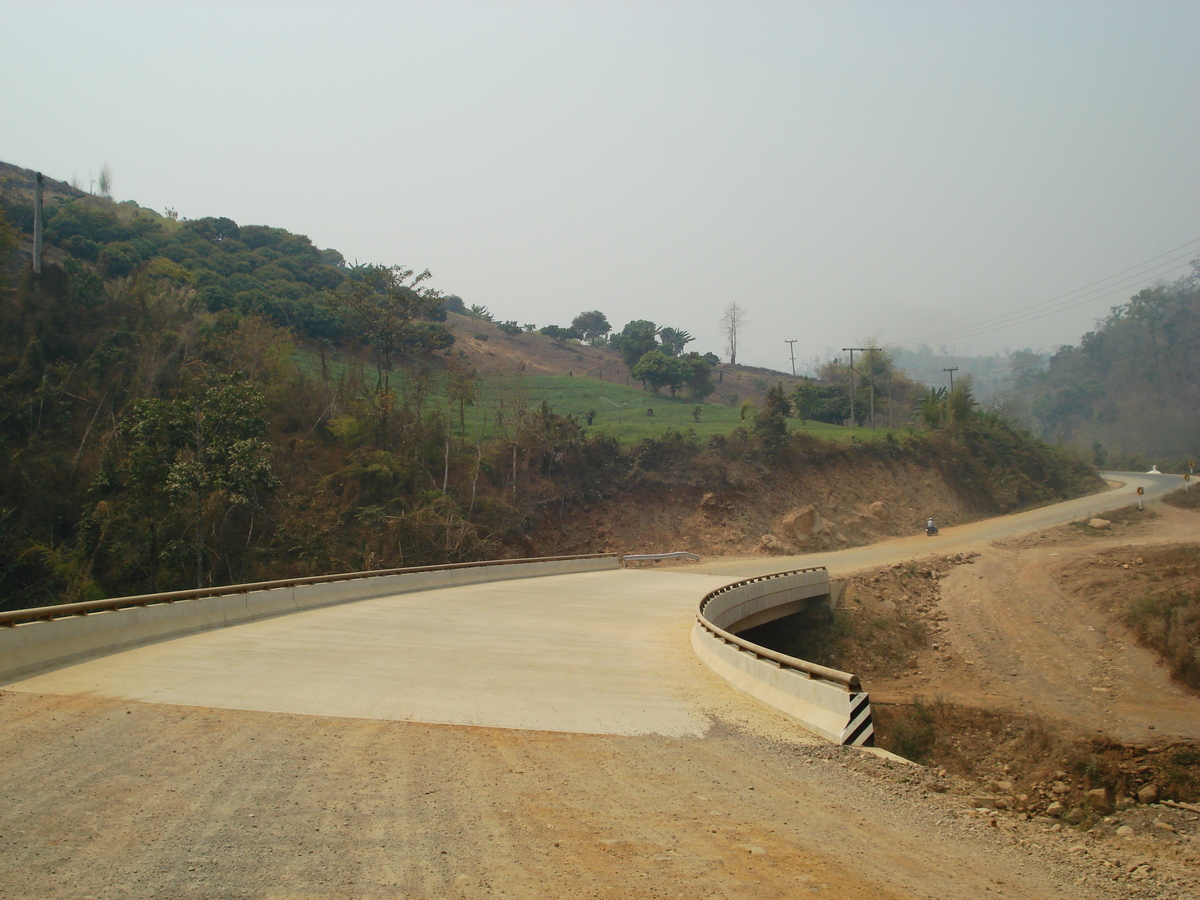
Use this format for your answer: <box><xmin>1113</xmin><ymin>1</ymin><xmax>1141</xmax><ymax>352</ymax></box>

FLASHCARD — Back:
<box><xmin>0</xmin><ymin>688</ymin><xmax>1161</xmax><ymax>900</ymax></box>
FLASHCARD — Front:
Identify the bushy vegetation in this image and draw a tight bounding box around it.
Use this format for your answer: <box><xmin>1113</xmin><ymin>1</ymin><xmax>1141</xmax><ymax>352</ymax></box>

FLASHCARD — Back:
<box><xmin>1011</xmin><ymin>266</ymin><xmax>1200</xmax><ymax>461</ymax></box>
<box><xmin>0</xmin><ymin>167</ymin><xmax>1104</xmax><ymax>611</ymax></box>
<box><xmin>1125</xmin><ymin>586</ymin><xmax>1200</xmax><ymax>690</ymax></box>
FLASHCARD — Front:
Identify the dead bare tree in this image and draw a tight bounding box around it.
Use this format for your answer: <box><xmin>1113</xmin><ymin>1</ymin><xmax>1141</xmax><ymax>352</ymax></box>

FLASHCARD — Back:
<box><xmin>720</xmin><ymin>302</ymin><xmax>747</xmax><ymax>366</ymax></box>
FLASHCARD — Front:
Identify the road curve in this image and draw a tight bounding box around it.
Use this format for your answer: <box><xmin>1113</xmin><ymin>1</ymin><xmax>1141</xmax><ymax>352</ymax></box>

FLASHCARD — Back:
<box><xmin>6</xmin><ymin>471</ymin><xmax>1177</xmax><ymax>735</ymax></box>
<box><xmin>689</xmin><ymin>470</ymin><xmax>1180</xmax><ymax>579</ymax></box>
<box><xmin>0</xmin><ymin>473</ymin><xmax>1185</xmax><ymax>899</ymax></box>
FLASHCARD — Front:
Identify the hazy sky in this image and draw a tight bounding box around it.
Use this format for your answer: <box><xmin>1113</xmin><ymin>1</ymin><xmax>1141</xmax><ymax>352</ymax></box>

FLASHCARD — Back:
<box><xmin>3</xmin><ymin>1</ymin><xmax>1197</xmax><ymax>373</ymax></box>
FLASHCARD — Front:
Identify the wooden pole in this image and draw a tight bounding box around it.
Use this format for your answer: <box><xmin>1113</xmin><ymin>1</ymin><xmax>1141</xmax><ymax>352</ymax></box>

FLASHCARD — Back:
<box><xmin>33</xmin><ymin>172</ymin><xmax>43</xmax><ymax>275</ymax></box>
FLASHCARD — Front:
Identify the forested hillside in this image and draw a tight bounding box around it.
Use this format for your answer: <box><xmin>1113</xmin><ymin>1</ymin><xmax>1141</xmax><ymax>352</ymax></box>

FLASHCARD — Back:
<box><xmin>1011</xmin><ymin>267</ymin><xmax>1200</xmax><ymax>465</ymax></box>
<box><xmin>0</xmin><ymin>163</ymin><xmax>1100</xmax><ymax>611</ymax></box>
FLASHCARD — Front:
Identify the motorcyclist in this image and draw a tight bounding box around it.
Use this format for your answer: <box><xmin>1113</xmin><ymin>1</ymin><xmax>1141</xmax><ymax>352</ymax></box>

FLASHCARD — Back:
<box><xmin>926</xmin><ymin>517</ymin><xmax>938</xmax><ymax>535</ymax></box>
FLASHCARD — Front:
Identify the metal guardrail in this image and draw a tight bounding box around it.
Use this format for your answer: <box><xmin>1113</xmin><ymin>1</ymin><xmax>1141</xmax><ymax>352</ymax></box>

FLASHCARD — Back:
<box><xmin>621</xmin><ymin>551</ymin><xmax>700</xmax><ymax>565</ymax></box>
<box><xmin>696</xmin><ymin>567</ymin><xmax>861</xmax><ymax>690</ymax></box>
<box><xmin>0</xmin><ymin>553</ymin><xmax>619</xmax><ymax>628</ymax></box>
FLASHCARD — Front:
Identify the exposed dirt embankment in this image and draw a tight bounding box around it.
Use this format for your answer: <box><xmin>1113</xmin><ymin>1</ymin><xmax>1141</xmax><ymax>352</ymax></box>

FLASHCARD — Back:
<box><xmin>583</xmin><ymin>458</ymin><xmax>971</xmax><ymax>558</ymax></box>
<box><xmin>521</xmin><ymin>444</ymin><xmax>1098</xmax><ymax>561</ymax></box>
<box><xmin>748</xmin><ymin>501</ymin><xmax>1200</xmax><ymax>895</ymax></box>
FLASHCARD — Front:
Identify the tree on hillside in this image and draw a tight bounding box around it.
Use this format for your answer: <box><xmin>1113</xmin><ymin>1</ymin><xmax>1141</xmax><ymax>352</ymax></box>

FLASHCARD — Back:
<box><xmin>446</xmin><ymin>352</ymin><xmax>479</xmax><ymax>442</ymax></box>
<box><xmin>631</xmin><ymin>350</ymin><xmax>683</xmax><ymax>395</ymax></box>
<box><xmin>613</xmin><ymin>319</ymin><xmax>659</xmax><ymax>370</ymax></box>
<box><xmin>916</xmin><ymin>387</ymin><xmax>948</xmax><ymax>429</ymax></box>
<box><xmin>631</xmin><ymin>349</ymin><xmax>717</xmax><ymax>398</ymax></box>
<box><xmin>917</xmin><ymin>377</ymin><xmax>976</xmax><ymax>429</ymax></box>
<box><xmin>1013</xmin><ymin>267</ymin><xmax>1200</xmax><ymax>456</ymax></box>
<box><xmin>571</xmin><ymin>310</ymin><xmax>611</xmax><ymax>345</ymax></box>
<box><xmin>0</xmin><ymin>210</ymin><xmax>18</xmax><ymax>292</ymax></box>
<box><xmin>790</xmin><ymin>378</ymin><xmax>820</xmax><ymax>424</ymax></box>
<box><xmin>753</xmin><ymin>383</ymin><xmax>791</xmax><ymax>451</ymax></box>
<box><xmin>680</xmin><ymin>352</ymin><xmax>716</xmax><ymax>400</ymax></box>
<box><xmin>658</xmin><ymin>327</ymin><xmax>694</xmax><ymax>357</ymax></box>
<box><xmin>97</xmin><ymin>162</ymin><xmax>113</xmax><ymax>199</ymax></box>
<box><xmin>539</xmin><ymin>324</ymin><xmax>581</xmax><ymax>344</ymax></box>
<box><xmin>117</xmin><ymin>379</ymin><xmax>279</xmax><ymax>589</ymax></box>
<box><xmin>328</xmin><ymin>264</ymin><xmax>449</xmax><ymax>450</ymax></box>
<box><xmin>720</xmin><ymin>302</ymin><xmax>746</xmax><ymax>365</ymax></box>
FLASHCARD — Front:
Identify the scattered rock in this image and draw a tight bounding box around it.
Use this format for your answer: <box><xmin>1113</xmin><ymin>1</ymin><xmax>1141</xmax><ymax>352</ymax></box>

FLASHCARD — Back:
<box><xmin>758</xmin><ymin>534</ymin><xmax>788</xmax><ymax>554</ymax></box>
<box><xmin>1064</xmin><ymin>807</ymin><xmax>1086</xmax><ymax>825</ymax></box>
<box><xmin>778</xmin><ymin>505</ymin><xmax>829</xmax><ymax>544</ymax></box>
<box><xmin>1136</xmin><ymin>783</ymin><xmax>1160</xmax><ymax>805</ymax></box>
<box><xmin>1088</xmin><ymin>518</ymin><xmax>1112</xmax><ymax>530</ymax></box>
<box><xmin>1117</xmin><ymin>825</ymin><xmax>1135</xmax><ymax>838</ymax></box>
<box><xmin>1086</xmin><ymin>787</ymin><xmax>1113</xmax><ymax>815</ymax></box>
<box><xmin>1046</xmin><ymin>801</ymin><xmax>1066</xmax><ymax>818</ymax></box>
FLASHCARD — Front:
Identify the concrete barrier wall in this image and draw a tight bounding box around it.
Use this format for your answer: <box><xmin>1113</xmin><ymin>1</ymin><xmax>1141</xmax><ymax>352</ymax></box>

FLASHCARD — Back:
<box><xmin>0</xmin><ymin>556</ymin><xmax>620</xmax><ymax>684</ymax></box>
<box><xmin>693</xmin><ymin>569</ymin><xmax>874</xmax><ymax>746</ymax></box>
<box><xmin>701</xmin><ymin>569</ymin><xmax>831</xmax><ymax>633</ymax></box>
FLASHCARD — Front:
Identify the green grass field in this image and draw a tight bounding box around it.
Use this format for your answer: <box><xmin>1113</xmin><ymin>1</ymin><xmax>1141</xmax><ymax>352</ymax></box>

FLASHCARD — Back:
<box><xmin>489</xmin><ymin>374</ymin><xmax>875</xmax><ymax>443</ymax></box>
<box><xmin>295</xmin><ymin>349</ymin><xmax>898</xmax><ymax>445</ymax></box>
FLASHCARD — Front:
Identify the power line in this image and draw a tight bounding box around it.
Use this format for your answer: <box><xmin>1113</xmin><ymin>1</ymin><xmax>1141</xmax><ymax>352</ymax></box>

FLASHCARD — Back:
<box><xmin>900</xmin><ymin>325</ymin><xmax>1200</xmax><ymax>391</ymax></box>
<box><xmin>902</xmin><ymin>251</ymin><xmax>1197</xmax><ymax>346</ymax></box>
<box><xmin>892</xmin><ymin>238</ymin><xmax>1200</xmax><ymax>348</ymax></box>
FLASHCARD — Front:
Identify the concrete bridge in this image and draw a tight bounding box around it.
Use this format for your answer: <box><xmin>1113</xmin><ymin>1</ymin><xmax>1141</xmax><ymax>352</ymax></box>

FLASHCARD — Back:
<box><xmin>0</xmin><ymin>472</ymin><xmax>1179</xmax><ymax>899</ymax></box>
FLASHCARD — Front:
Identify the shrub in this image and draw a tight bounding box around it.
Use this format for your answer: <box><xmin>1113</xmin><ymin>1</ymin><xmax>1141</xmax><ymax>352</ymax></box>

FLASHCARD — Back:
<box><xmin>98</xmin><ymin>241</ymin><xmax>140</xmax><ymax>278</ymax></box>
<box><xmin>1125</xmin><ymin>588</ymin><xmax>1200</xmax><ymax>689</ymax></box>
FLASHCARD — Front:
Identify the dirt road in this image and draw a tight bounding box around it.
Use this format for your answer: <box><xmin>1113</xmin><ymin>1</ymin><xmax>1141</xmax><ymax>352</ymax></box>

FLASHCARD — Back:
<box><xmin>2</xmin><ymin>479</ymin><xmax>1196</xmax><ymax>899</ymax></box>
<box><xmin>861</xmin><ymin>504</ymin><xmax>1200</xmax><ymax>745</ymax></box>
<box><xmin>0</xmin><ymin>686</ymin><xmax>1157</xmax><ymax>900</ymax></box>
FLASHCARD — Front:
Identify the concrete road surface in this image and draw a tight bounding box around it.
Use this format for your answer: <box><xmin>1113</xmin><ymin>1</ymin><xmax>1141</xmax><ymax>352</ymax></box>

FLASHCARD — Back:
<box><xmin>7</xmin><ymin>569</ymin><xmax>737</xmax><ymax>736</ymax></box>
<box><xmin>5</xmin><ymin>471</ymin><xmax>1176</xmax><ymax>736</ymax></box>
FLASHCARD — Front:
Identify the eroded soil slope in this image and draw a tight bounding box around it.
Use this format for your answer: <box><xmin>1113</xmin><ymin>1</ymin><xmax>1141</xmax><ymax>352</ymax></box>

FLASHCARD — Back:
<box><xmin>525</xmin><ymin>454</ymin><xmax>983</xmax><ymax>559</ymax></box>
<box><xmin>747</xmin><ymin>501</ymin><xmax>1200</xmax><ymax>895</ymax></box>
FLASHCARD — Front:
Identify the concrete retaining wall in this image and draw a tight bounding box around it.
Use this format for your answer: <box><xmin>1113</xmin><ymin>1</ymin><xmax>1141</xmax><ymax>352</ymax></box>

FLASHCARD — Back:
<box><xmin>0</xmin><ymin>556</ymin><xmax>619</xmax><ymax>685</ymax></box>
<box><xmin>693</xmin><ymin>569</ymin><xmax>874</xmax><ymax>746</ymax></box>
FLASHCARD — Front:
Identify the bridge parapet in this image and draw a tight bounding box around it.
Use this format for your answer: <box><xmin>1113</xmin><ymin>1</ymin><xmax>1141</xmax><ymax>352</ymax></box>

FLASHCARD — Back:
<box><xmin>692</xmin><ymin>568</ymin><xmax>874</xmax><ymax>746</ymax></box>
<box><xmin>0</xmin><ymin>554</ymin><xmax>619</xmax><ymax>684</ymax></box>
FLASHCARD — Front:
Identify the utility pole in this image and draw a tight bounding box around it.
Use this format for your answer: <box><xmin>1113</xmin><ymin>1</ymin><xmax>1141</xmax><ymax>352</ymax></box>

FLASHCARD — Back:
<box><xmin>33</xmin><ymin>172</ymin><xmax>43</xmax><ymax>275</ymax></box>
<box><xmin>943</xmin><ymin>366</ymin><xmax>959</xmax><ymax>390</ymax></box>
<box><xmin>844</xmin><ymin>347</ymin><xmax>880</xmax><ymax>428</ymax></box>
<box><xmin>842</xmin><ymin>348</ymin><xmax>856</xmax><ymax>427</ymax></box>
<box><xmin>785</xmin><ymin>340</ymin><xmax>797</xmax><ymax>376</ymax></box>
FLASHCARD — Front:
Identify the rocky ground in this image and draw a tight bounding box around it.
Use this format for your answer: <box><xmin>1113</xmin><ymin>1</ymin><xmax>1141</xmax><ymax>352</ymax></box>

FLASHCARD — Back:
<box><xmin>807</xmin><ymin>500</ymin><xmax>1200</xmax><ymax>897</ymax></box>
